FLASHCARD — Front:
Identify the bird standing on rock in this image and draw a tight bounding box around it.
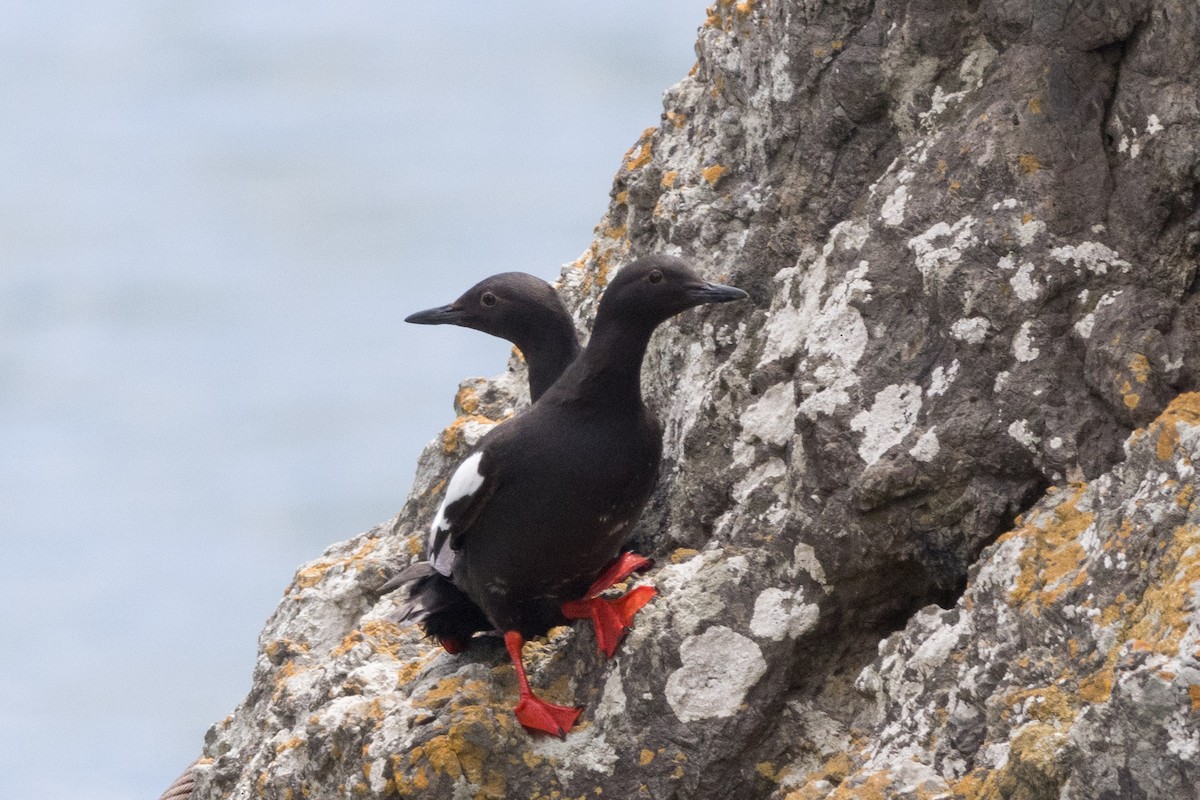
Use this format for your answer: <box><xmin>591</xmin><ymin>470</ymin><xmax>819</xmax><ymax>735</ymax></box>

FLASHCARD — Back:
<box><xmin>394</xmin><ymin>255</ymin><xmax>747</xmax><ymax>736</ymax></box>
<box><xmin>395</xmin><ymin>269</ymin><xmax>658</xmax><ymax>657</ymax></box>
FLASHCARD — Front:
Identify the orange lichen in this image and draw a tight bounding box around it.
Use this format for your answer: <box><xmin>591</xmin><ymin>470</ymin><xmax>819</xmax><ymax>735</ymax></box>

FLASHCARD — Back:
<box><xmin>275</xmin><ymin>736</ymin><xmax>304</xmax><ymax>754</ymax></box>
<box><xmin>665</xmin><ymin>111</ymin><xmax>688</xmax><ymax>129</ymax></box>
<box><xmin>1005</xmin><ymin>485</ymin><xmax>1093</xmax><ymax>610</ymax></box>
<box><xmin>1188</xmin><ymin>685</ymin><xmax>1200</xmax><ymax>711</ymax></box>
<box><xmin>615</xmin><ymin>189</ymin><xmax>629</xmax><ymax>205</ymax></box>
<box><xmin>455</xmin><ymin>385</ymin><xmax>481</xmax><ymax>415</ymax></box>
<box><xmin>441</xmin><ymin>414</ymin><xmax>497</xmax><ymax>454</ymax></box>
<box><xmin>1078</xmin><ymin>665</ymin><xmax>1114</xmax><ymax>704</ymax></box>
<box><xmin>604</xmin><ymin>224</ymin><xmax>628</xmax><ymax>240</ymax></box>
<box><xmin>622</xmin><ymin>128</ymin><xmax>657</xmax><ymax>171</ymax></box>
<box><xmin>825</xmin><ymin>769</ymin><xmax>892</xmax><ymax>800</ymax></box>
<box><xmin>1153</xmin><ymin>392</ymin><xmax>1200</xmax><ymax>460</ymax></box>
<box><xmin>670</xmin><ymin>547</ymin><xmax>700</xmax><ymax>563</ymax></box>
<box><xmin>661</xmin><ymin>170</ymin><xmax>679</xmax><ymax>188</ymax></box>
<box><xmin>1028</xmin><ymin>97</ymin><xmax>1043</xmax><ymax>114</ymax></box>
<box><xmin>1124</xmin><ymin>524</ymin><xmax>1200</xmax><ymax>657</ymax></box>
<box><xmin>701</xmin><ymin>164</ymin><xmax>728</xmax><ymax>185</ymax></box>
<box><xmin>1130</xmin><ymin>353</ymin><xmax>1151</xmax><ymax>384</ymax></box>
<box><xmin>290</xmin><ymin>538</ymin><xmax>380</xmax><ymax>591</ymax></box>
<box><xmin>639</xmin><ymin>749</ymin><xmax>655</xmax><ymax>765</ymax></box>
<box><xmin>1018</xmin><ymin>154</ymin><xmax>1041</xmax><ymax>174</ymax></box>
<box><xmin>334</xmin><ymin>619</ymin><xmax>406</xmax><ymax>660</ymax></box>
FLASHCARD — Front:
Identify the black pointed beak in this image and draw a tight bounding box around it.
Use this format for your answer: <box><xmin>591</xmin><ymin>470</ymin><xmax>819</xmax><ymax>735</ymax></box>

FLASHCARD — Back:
<box><xmin>686</xmin><ymin>282</ymin><xmax>749</xmax><ymax>304</ymax></box>
<box><xmin>405</xmin><ymin>304</ymin><xmax>464</xmax><ymax>325</ymax></box>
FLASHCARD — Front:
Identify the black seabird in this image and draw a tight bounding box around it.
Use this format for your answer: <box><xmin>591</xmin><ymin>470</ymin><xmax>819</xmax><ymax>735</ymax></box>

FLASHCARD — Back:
<box><xmin>404</xmin><ymin>272</ymin><xmax>580</xmax><ymax>401</ymax></box>
<box><xmin>396</xmin><ymin>255</ymin><xmax>747</xmax><ymax>736</ymax></box>
<box><xmin>398</xmin><ymin>270</ymin><xmax>658</xmax><ymax>658</ymax></box>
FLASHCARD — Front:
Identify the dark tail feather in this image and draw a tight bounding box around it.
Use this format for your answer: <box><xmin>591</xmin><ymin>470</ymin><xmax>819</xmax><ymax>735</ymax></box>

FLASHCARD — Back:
<box><xmin>385</xmin><ymin>561</ymin><xmax>492</xmax><ymax>642</ymax></box>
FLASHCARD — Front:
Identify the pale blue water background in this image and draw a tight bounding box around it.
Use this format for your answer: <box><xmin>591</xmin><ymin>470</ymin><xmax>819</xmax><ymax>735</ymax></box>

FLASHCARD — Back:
<box><xmin>0</xmin><ymin>3</ymin><xmax>705</xmax><ymax>796</ymax></box>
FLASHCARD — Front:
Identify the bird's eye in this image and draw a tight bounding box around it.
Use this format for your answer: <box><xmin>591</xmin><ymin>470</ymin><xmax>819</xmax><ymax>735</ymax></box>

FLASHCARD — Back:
<box><xmin>648</xmin><ymin>269</ymin><xmax>663</xmax><ymax>284</ymax></box>
<box><xmin>480</xmin><ymin>292</ymin><xmax>497</xmax><ymax>307</ymax></box>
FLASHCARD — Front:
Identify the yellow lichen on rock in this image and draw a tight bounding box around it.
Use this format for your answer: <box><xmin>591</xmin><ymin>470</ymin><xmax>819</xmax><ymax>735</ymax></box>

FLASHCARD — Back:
<box><xmin>441</xmin><ymin>414</ymin><xmax>497</xmax><ymax>454</ymax></box>
<box><xmin>1153</xmin><ymin>392</ymin><xmax>1200</xmax><ymax>461</ymax></box>
<box><xmin>1004</xmin><ymin>485</ymin><xmax>1093</xmax><ymax>611</ymax></box>
<box><xmin>702</xmin><ymin>164</ymin><xmax>728</xmax><ymax>185</ymax></box>
<box><xmin>290</xmin><ymin>537</ymin><xmax>381</xmax><ymax>592</ymax></box>
<box><xmin>622</xmin><ymin>128</ymin><xmax>657</xmax><ymax>171</ymax></box>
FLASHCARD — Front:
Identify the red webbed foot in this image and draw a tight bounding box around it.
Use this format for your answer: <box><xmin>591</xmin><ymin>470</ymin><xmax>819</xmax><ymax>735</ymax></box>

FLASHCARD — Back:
<box><xmin>584</xmin><ymin>551</ymin><xmax>654</xmax><ymax>596</ymax></box>
<box><xmin>562</xmin><ymin>584</ymin><xmax>657</xmax><ymax>658</ymax></box>
<box><xmin>505</xmin><ymin>631</ymin><xmax>582</xmax><ymax>737</ymax></box>
<box><xmin>513</xmin><ymin>694</ymin><xmax>583</xmax><ymax>739</ymax></box>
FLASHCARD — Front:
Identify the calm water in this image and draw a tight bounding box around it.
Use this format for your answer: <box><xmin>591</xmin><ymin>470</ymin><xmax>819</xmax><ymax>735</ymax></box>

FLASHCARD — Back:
<box><xmin>0</xmin><ymin>3</ymin><xmax>705</xmax><ymax>796</ymax></box>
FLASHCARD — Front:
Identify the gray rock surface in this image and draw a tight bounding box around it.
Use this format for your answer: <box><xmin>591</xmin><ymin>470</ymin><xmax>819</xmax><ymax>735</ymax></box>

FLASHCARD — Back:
<box><xmin>192</xmin><ymin>1</ymin><xmax>1200</xmax><ymax>797</ymax></box>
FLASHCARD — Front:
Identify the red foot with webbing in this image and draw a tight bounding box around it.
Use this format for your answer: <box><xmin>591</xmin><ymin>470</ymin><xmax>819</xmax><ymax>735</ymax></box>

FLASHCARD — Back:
<box><xmin>505</xmin><ymin>631</ymin><xmax>582</xmax><ymax>737</ymax></box>
<box><xmin>562</xmin><ymin>584</ymin><xmax>657</xmax><ymax>658</ymax></box>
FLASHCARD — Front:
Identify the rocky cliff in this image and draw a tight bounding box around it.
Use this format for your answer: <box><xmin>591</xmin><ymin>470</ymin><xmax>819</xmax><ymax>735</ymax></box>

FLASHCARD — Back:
<box><xmin>191</xmin><ymin>1</ymin><xmax>1200</xmax><ymax>798</ymax></box>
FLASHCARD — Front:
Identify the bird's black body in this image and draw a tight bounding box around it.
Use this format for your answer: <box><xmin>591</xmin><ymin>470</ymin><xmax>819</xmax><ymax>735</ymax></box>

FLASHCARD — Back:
<box><xmin>405</xmin><ymin>272</ymin><xmax>580</xmax><ymax>401</ymax></box>
<box><xmin>396</xmin><ymin>255</ymin><xmax>747</xmax><ymax>645</ymax></box>
<box><xmin>450</xmin><ymin>396</ymin><xmax>661</xmax><ymax>637</ymax></box>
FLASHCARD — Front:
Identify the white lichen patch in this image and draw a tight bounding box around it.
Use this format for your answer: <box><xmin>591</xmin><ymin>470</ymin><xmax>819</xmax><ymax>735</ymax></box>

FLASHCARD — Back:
<box><xmin>1009</xmin><ymin>261</ymin><xmax>1041</xmax><ymax>302</ymax></box>
<box><xmin>907</xmin><ymin>216</ymin><xmax>978</xmax><ymax>286</ymax></box>
<box><xmin>881</xmin><ymin>184</ymin><xmax>909</xmax><ymax>227</ymax></box>
<box><xmin>1147</xmin><ymin>114</ymin><xmax>1164</xmax><ymax>135</ymax></box>
<box><xmin>909</xmin><ymin>428</ymin><xmax>940</xmax><ymax>462</ymax></box>
<box><xmin>1016</xmin><ymin>219</ymin><xmax>1045</xmax><ymax>247</ymax></box>
<box><xmin>732</xmin><ymin>459</ymin><xmax>787</xmax><ymax>505</ymax></box>
<box><xmin>1007</xmin><ymin>418</ymin><xmax>1040</xmax><ymax>452</ymax></box>
<box><xmin>791</xmin><ymin>542</ymin><xmax>829</xmax><ymax>588</ymax></box>
<box><xmin>665</xmin><ymin>626</ymin><xmax>767</xmax><ymax>722</ymax></box>
<box><xmin>750</xmin><ymin>587</ymin><xmax>820</xmax><ymax>641</ymax></box>
<box><xmin>655</xmin><ymin>552</ymin><xmax>748</xmax><ymax>637</ymax></box>
<box><xmin>797</xmin><ymin>258</ymin><xmax>873</xmax><ymax>418</ymax></box>
<box><xmin>1012</xmin><ymin>321</ymin><xmax>1040</xmax><ymax>362</ymax></box>
<box><xmin>1050</xmin><ymin>242</ymin><xmax>1131</xmax><ymax>276</ymax></box>
<box><xmin>928</xmin><ymin>360</ymin><xmax>960</xmax><ymax>396</ymax></box>
<box><xmin>951</xmin><ymin>316</ymin><xmax>989</xmax><ymax>344</ymax></box>
<box><xmin>530</xmin><ymin>726</ymin><xmax>619</xmax><ymax>780</ymax></box>
<box><xmin>850</xmin><ymin>383</ymin><xmax>924</xmax><ymax>465</ymax></box>
<box><xmin>1075</xmin><ymin>290</ymin><xmax>1121</xmax><ymax>339</ymax></box>
<box><xmin>739</xmin><ymin>382</ymin><xmax>797</xmax><ymax>448</ymax></box>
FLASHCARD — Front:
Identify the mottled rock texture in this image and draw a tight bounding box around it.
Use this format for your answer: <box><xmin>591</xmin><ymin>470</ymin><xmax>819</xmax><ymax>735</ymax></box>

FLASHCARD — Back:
<box><xmin>193</xmin><ymin>1</ymin><xmax>1200</xmax><ymax>798</ymax></box>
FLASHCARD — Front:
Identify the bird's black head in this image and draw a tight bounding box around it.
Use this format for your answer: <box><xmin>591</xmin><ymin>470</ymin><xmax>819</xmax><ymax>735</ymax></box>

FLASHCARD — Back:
<box><xmin>596</xmin><ymin>255</ymin><xmax>748</xmax><ymax>328</ymax></box>
<box><xmin>405</xmin><ymin>272</ymin><xmax>575</xmax><ymax>351</ymax></box>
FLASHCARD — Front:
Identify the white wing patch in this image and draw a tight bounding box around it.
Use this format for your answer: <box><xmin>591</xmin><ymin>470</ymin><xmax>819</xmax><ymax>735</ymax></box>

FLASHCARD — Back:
<box><xmin>429</xmin><ymin>451</ymin><xmax>485</xmax><ymax>575</ymax></box>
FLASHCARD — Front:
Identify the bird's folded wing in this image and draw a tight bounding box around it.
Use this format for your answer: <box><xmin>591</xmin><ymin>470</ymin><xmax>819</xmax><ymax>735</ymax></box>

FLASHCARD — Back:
<box><xmin>427</xmin><ymin>449</ymin><xmax>497</xmax><ymax>574</ymax></box>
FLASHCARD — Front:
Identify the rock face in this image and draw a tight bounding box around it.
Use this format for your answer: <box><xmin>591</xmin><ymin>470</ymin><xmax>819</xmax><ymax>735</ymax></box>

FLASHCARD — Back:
<box><xmin>193</xmin><ymin>2</ymin><xmax>1200</xmax><ymax>798</ymax></box>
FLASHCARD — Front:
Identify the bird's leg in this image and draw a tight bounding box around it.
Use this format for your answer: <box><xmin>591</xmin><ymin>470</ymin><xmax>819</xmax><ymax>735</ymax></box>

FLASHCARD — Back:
<box><xmin>504</xmin><ymin>631</ymin><xmax>582</xmax><ymax>738</ymax></box>
<box><xmin>561</xmin><ymin>551</ymin><xmax>657</xmax><ymax>658</ymax></box>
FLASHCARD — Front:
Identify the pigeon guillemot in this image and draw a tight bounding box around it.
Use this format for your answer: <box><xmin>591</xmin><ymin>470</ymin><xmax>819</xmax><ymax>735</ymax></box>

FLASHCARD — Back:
<box><xmin>404</xmin><ymin>272</ymin><xmax>580</xmax><ymax>401</ymax></box>
<box><xmin>396</xmin><ymin>255</ymin><xmax>747</xmax><ymax>736</ymax></box>
<box><xmin>395</xmin><ymin>270</ymin><xmax>658</xmax><ymax>658</ymax></box>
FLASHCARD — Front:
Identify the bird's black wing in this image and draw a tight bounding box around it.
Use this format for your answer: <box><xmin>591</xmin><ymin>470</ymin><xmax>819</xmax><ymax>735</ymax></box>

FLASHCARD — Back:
<box><xmin>427</xmin><ymin>448</ymin><xmax>499</xmax><ymax>575</ymax></box>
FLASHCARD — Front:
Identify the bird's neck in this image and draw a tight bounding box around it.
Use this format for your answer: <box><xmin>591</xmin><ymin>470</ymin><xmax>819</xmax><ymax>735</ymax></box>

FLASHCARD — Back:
<box><xmin>518</xmin><ymin>326</ymin><xmax>581</xmax><ymax>402</ymax></box>
<box><xmin>569</xmin><ymin>315</ymin><xmax>656</xmax><ymax>410</ymax></box>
